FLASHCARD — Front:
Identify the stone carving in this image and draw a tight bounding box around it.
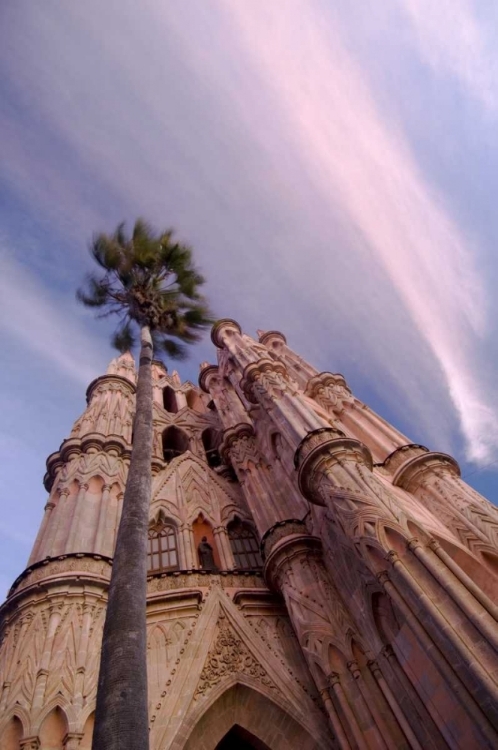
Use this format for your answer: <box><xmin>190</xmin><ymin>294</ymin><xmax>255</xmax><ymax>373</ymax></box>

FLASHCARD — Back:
<box><xmin>10</xmin><ymin>556</ymin><xmax>113</xmax><ymax>595</ymax></box>
<box><xmin>194</xmin><ymin>613</ymin><xmax>278</xmax><ymax>699</ymax></box>
<box><xmin>305</xmin><ymin>373</ymin><xmax>354</xmax><ymax>415</ymax></box>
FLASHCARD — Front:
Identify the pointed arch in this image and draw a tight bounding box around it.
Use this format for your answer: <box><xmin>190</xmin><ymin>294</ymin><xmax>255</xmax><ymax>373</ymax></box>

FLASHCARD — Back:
<box><xmin>79</xmin><ymin>712</ymin><xmax>95</xmax><ymax>749</ymax></box>
<box><xmin>174</xmin><ymin>682</ymin><xmax>327</xmax><ymax>750</ymax></box>
<box><xmin>38</xmin><ymin>705</ymin><xmax>68</xmax><ymax>749</ymax></box>
<box><xmin>202</xmin><ymin>428</ymin><xmax>222</xmax><ymax>468</ymax></box>
<box><xmin>432</xmin><ymin>533</ymin><xmax>498</xmax><ymax>600</ymax></box>
<box><xmin>192</xmin><ymin>513</ymin><xmax>221</xmax><ymax>570</ymax></box>
<box><xmin>0</xmin><ymin>715</ymin><xmax>23</xmax><ymax>750</ymax></box>
<box><xmin>147</xmin><ymin>516</ymin><xmax>179</xmax><ymax>573</ymax></box>
<box><xmin>163</xmin><ymin>385</ymin><xmax>178</xmax><ymax>413</ymax></box>
<box><xmin>163</xmin><ymin>426</ymin><xmax>189</xmax><ymax>462</ymax></box>
<box><xmin>227</xmin><ymin>518</ymin><xmax>262</xmax><ymax>571</ymax></box>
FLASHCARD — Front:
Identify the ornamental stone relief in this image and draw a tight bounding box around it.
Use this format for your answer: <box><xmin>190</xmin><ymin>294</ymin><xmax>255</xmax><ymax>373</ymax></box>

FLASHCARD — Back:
<box><xmin>305</xmin><ymin>373</ymin><xmax>354</xmax><ymax>415</ymax></box>
<box><xmin>10</xmin><ymin>556</ymin><xmax>113</xmax><ymax>595</ymax></box>
<box><xmin>194</xmin><ymin>612</ymin><xmax>278</xmax><ymax>700</ymax></box>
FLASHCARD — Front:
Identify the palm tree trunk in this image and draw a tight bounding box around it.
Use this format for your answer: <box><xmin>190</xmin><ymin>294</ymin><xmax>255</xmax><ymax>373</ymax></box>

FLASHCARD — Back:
<box><xmin>93</xmin><ymin>325</ymin><xmax>153</xmax><ymax>750</ymax></box>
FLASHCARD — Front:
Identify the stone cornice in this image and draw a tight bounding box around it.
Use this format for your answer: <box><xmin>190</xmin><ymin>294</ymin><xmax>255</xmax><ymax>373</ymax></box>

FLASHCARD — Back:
<box><xmin>210</xmin><ymin>318</ymin><xmax>242</xmax><ymax>347</ymax></box>
<box><xmin>260</xmin><ymin>519</ymin><xmax>310</xmax><ymax>559</ymax></box>
<box><xmin>258</xmin><ymin>330</ymin><xmax>288</xmax><ymax>346</ymax></box>
<box><xmin>4</xmin><ymin>553</ymin><xmax>113</xmax><ymax>608</ymax></box>
<box><xmin>392</xmin><ymin>450</ymin><xmax>460</xmax><ymax>490</ymax></box>
<box><xmin>294</xmin><ymin>428</ymin><xmax>372</xmax><ymax>503</ymax></box>
<box><xmin>86</xmin><ymin>374</ymin><xmax>136</xmax><ymax>404</ymax></box>
<box><xmin>304</xmin><ymin>372</ymin><xmax>350</xmax><ymax>399</ymax></box>
<box><xmin>219</xmin><ymin>422</ymin><xmax>256</xmax><ymax>463</ymax></box>
<box><xmin>263</xmin><ymin>523</ymin><xmax>323</xmax><ymax>590</ymax></box>
<box><xmin>44</xmin><ymin>433</ymin><xmax>133</xmax><ymax>491</ymax></box>
<box><xmin>198</xmin><ymin>363</ymin><xmax>219</xmax><ymax>393</ymax></box>
<box><xmin>240</xmin><ymin>357</ymin><xmax>288</xmax><ymax>404</ymax></box>
<box><xmin>377</xmin><ymin>444</ymin><xmax>429</xmax><ymax>473</ymax></box>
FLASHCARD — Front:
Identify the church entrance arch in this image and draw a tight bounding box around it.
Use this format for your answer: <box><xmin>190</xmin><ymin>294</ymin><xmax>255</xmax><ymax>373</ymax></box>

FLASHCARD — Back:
<box><xmin>178</xmin><ymin>683</ymin><xmax>325</xmax><ymax>750</ymax></box>
<box><xmin>215</xmin><ymin>724</ymin><xmax>271</xmax><ymax>750</ymax></box>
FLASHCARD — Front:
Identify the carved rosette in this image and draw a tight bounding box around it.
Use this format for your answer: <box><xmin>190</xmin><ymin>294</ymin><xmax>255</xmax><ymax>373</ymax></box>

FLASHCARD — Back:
<box><xmin>305</xmin><ymin>372</ymin><xmax>354</xmax><ymax>415</ymax></box>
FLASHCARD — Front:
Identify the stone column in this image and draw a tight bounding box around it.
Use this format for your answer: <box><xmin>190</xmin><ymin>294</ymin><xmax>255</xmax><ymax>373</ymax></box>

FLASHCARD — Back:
<box><xmin>93</xmin><ymin>484</ymin><xmax>111</xmax><ymax>554</ymax></box>
<box><xmin>28</xmin><ymin>500</ymin><xmax>56</xmax><ymax>564</ymax></box>
<box><xmin>64</xmin><ymin>733</ymin><xmax>84</xmax><ymax>749</ymax></box>
<box><xmin>20</xmin><ymin>738</ymin><xmax>40</xmax><ymax>750</ymax></box>
<box><xmin>319</xmin><ymin>686</ymin><xmax>352</xmax><ymax>749</ymax></box>
<box><xmin>74</xmin><ymin>603</ymin><xmax>94</xmax><ymax>710</ymax></box>
<box><xmin>367</xmin><ymin>659</ymin><xmax>423</xmax><ymax>750</ymax></box>
<box><xmin>66</xmin><ymin>483</ymin><xmax>89</xmax><ymax>552</ymax></box>
<box><xmin>213</xmin><ymin>526</ymin><xmax>236</xmax><ymax>570</ymax></box>
<box><xmin>327</xmin><ymin>672</ymin><xmax>368</xmax><ymax>750</ymax></box>
<box><xmin>32</xmin><ymin>603</ymin><xmax>64</xmax><ymax>711</ymax></box>
<box><xmin>264</xmin><ymin>522</ymin><xmax>390</xmax><ymax>750</ymax></box>
<box><xmin>376</xmin><ymin>570</ymin><xmax>498</xmax><ymax>746</ymax></box>
<box><xmin>407</xmin><ymin>537</ymin><xmax>498</xmax><ymax>649</ymax></box>
<box><xmin>347</xmin><ymin>659</ymin><xmax>395</xmax><ymax>750</ymax></box>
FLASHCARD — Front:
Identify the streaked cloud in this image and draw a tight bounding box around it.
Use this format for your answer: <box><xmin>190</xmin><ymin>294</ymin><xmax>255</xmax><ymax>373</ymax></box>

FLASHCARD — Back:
<box><xmin>0</xmin><ymin>0</ymin><xmax>496</xmax><ymax>467</ymax></box>
<box><xmin>0</xmin><ymin>250</ymin><xmax>105</xmax><ymax>386</ymax></box>
<box><xmin>401</xmin><ymin>0</ymin><xmax>497</xmax><ymax>112</ymax></box>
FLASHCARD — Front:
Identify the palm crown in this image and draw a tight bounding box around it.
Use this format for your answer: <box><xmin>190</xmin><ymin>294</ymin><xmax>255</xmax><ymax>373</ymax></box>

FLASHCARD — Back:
<box><xmin>77</xmin><ymin>218</ymin><xmax>213</xmax><ymax>358</ymax></box>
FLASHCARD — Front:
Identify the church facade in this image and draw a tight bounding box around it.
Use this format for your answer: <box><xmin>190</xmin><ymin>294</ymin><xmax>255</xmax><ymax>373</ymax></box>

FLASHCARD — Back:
<box><xmin>1</xmin><ymin>319</ymin><xmax>498</xmax><ymax>749</ymax></box>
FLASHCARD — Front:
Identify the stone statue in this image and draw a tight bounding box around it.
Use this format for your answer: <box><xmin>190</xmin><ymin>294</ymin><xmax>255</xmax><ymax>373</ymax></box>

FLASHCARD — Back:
<box><xmin>198</xmin><ymin>536</ymin><xmax>218</xmax><ymax>571</ymax></box>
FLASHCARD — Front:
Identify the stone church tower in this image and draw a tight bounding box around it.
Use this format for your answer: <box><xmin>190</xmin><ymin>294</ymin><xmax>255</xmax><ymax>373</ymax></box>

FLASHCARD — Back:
<box><xmin>1</xmin><ymin>319</ymin><xmax>498</xmax><ymax>749</ymax></box>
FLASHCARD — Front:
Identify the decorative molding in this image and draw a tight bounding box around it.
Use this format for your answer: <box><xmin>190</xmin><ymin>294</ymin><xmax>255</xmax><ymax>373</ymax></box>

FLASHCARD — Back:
<box><xmin>85</xmin><ymin>374</ymin><xmax>136</xmax><ymax>404</ymax></box>
<box><xmin>258</xmin><ymin>330</ymin><xmax>288</xmax><ymax>346</ymax></box>
<box><xmin>240</xmin><ymin>358</ymin><xmax>289</xmax><ymax>405</ymax></box>
<box><xmin>261</xmin><ymin>519</ymin><xmax>309</xmax><ymax>560</ymax></box>
<box><xmin>7</xmin><ymin>554</ymin><xmax>113</xmax><ymax>598</ymax></box>
<box><xmin>392</xmin><ymin>450</ymin><xmax>460</xmax><ymax>489</ymax></box>
<box><xmin>304</xmin><ymin>372</ymin><xmax>353</xmax><ymax>415</ymax></box>
<box><xmin>210</xmin><ymin>318</ymin><xmax>242</xmax><ymax>348</ymax></box>
<box><xmin>194</xmin><ymin>612</ymin><xmax>278</xmax><ymax>699</ymax></box>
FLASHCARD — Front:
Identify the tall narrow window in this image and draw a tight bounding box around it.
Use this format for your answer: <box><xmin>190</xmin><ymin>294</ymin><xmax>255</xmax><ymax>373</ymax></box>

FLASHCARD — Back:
<box><xmin>163</xmin><ymin>386</ymin><xmax>178</xmax><ymax>413</ymax></box>
<box><xmin>202</xmin><ymin>428</ymin><xmax>222</xmax><ymax>468</ymax></box>
<box><xmin>148</xmin><ymin>521</ymin><xmax>179</xmax><ymax>572</ymax></box>
<box><xmin>163</xmin><ymin>426</ymin><xmax>189</xmax><ymax>462</ymax></box>
<box><xmin>228</xmin><ymin>520</ymin><xmax>262</xmax><ymax>570</ymax></box>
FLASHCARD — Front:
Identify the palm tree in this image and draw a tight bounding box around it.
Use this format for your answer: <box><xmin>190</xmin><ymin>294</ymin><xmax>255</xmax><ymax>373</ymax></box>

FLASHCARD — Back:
<box><xmin>77</xmin><ymin>219</ymin><xmax>213</xmax><ymax>750</ymax></box>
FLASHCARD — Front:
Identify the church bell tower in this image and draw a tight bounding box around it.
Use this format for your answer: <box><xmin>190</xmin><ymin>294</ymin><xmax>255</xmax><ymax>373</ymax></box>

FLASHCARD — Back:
<box><xmin>1</xmin><ymin>320</ymin><xmax>498</xmax><ymax>749</ymax></box>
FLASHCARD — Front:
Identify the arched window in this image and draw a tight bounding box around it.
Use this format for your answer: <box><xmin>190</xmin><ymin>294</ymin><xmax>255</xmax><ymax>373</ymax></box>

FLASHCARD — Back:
<box><xmin>163</xmin><ymin>386</ymin><xmax>178</xmax><ymax>414</ymax></box>
<box><xmin>202</xmin><ymin>428</ymin><xmax>222</xmax><ymax>468</ymax></box>
<box><xmin>228</xmin><ymin>520</ymin><xmax>262</xmax><ymax>570</ymax></box>
<box><xmin>163</xmin><ymin>426</ymin><xmax>189</xmax><ymax>462</ymax></box>
<box><xmin>148</xmin><ymin>520</ymin><xmax>179</xmax><ymax>572</ymax></box>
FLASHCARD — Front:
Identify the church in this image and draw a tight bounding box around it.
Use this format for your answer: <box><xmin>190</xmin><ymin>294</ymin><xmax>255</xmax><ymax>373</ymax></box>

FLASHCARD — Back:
<box><xmin>1</xmin><ymin>318</ymin><xmax>498</xmax><ymax>749</ymax></box>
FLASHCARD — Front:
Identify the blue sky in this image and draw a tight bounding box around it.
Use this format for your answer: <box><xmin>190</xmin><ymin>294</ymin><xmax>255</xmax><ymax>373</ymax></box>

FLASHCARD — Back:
<box><xmin>1</xmin><ymin>0</ymin><xmax>497</xmax><ymax>596</ymax></box>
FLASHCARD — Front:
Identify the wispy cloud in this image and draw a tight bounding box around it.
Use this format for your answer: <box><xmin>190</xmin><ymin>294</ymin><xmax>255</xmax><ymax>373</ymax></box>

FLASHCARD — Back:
<box><xmin>213</xmin><ymin>1</ymin><xmax>498</xmax><ymax>462</ymax></box>
<box><xmin>0</xmin><ymin>0</ymin><xmax>496</xmax><ymax>463</ymax></box>
<box><xmin>400</xmin><ymin>0</ymin><xmax>497</xmax><ymax>112</ymax></box>
<box><xmin>0</xmin><ymin>249</ymin><xmax>105</xmax><ymax>386</ymax></box>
